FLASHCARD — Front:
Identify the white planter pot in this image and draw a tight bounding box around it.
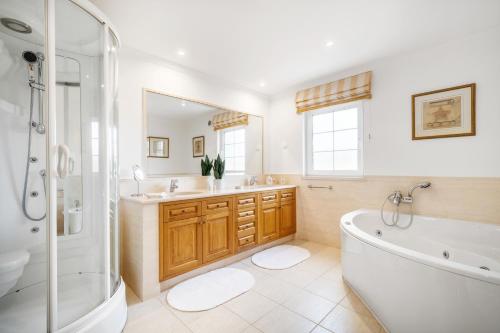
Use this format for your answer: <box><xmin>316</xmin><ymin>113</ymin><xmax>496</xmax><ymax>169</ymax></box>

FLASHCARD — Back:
<box><xmin>213</xmin><ymin>179</ymin><xmax>224</xmax><ymax>191</ymax></box>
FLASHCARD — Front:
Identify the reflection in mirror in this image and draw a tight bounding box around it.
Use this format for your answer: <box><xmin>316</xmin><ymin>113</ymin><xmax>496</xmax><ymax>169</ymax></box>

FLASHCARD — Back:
<box><xmin>56</xmin><ymin>55</ymin><xmax>82</xmax><ymax>236</ymax></box>
<box><xmin>144</xmin><ymin>90</ymin><xmax>263</xmax><ymax>176</ymax></box>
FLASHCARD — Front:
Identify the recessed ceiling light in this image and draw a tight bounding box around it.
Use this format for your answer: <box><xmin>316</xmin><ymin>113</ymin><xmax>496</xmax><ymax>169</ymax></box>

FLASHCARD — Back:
<box><xmin>325</xmin><ymin>40</ymin><xmax>334</xmax><ymax>47</ymax></box>
<box><xmin>259</xmin><ymin>81</ymin><xmax>266</xmax><ymax>87</ymax></box>
<box><xmin>177</xmin><ymin>49</ymin><xmax>186</xmax><ymax>56</ymax></box>
<box><xmin>181</xmin><ymin>101</ymin><xmax>187</xmax><ymax>107</ymax></box>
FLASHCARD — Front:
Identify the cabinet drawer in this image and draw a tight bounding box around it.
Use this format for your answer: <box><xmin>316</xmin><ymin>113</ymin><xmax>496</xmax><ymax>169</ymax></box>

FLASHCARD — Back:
<box><xmin>280</xmin><ymin>189</ymin><xmax>295</xmax><ymax>203</ymax></box>
<box><xmin>161</xmin><ymin>201</ymin><xmax>201</xmax><ymax>222</ymax></box>
<box><xmin>237</xmin><ymin>226</ymin><xmax>256</xmax><ymax>238</ymax></box>
<box><xmin>236</xmin><ymin>194</ymin><xmax>257</xmax><ymax>210</ymax></box>
<box><xmin>238</xmin><ymin>235</ymin><xmax>255</xmax><ymax>246</ymax></box>
<box><xmin>260</xmin><ymin>191</ymin><xmax>278</xmax><ymax>206</ymax></box>
<box><xmin>202</xmin><ymin>196</ymin><xmax>232</xmax><ymax>215</ymax></box>
<box><xmin>236</xmin><ymin>209</ymin><xmax>256</xmax><ymax>224</ymax></box>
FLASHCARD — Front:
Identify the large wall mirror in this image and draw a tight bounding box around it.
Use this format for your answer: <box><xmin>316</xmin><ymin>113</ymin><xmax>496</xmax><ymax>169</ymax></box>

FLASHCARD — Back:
<box><xmin>143</xmin><ymin>89</ymin><xmax>263</xmax><ymax>176</ymax></box>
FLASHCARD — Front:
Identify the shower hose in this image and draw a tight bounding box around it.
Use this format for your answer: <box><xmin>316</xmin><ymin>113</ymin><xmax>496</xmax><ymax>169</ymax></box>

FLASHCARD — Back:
<box><xmin>380</xmin><ymin>193</ymin><xmax>413</xmax><ymax>229</ymax></box>
<box><xmin>22</xmin><ymin>85</ymin><xmax>46</xmax><ymax>221</ymax></box>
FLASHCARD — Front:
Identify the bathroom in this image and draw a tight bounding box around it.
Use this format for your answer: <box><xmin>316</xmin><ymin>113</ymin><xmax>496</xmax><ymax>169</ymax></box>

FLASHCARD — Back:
<box><xmin>0</xmin><ymin>1</ymin><xmax>499</xmax><ymax>332</ymax></box>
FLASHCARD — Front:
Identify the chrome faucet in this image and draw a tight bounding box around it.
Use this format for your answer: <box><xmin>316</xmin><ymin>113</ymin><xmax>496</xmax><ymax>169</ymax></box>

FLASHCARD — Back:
<box><xmin>389</xmin><ymin>182</ymin><xmax>431</xmax><ymax>206</ymax></box>
<box><xmin>249</xmin><ymin>176</ymin><xmax>258</xmax><ymax>186</ymax></box>
<box><xmin>169</xmin><ymin>179</ymin><xmax>179</xmax><ymax>193</ymax></box>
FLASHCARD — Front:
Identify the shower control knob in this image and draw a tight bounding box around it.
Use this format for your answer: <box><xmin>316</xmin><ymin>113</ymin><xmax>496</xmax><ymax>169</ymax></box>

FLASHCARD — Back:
<box><xmin>30</xmin><ymin>157</ymin><xmax>38</xmax><ymax>163</ymax></box>
<box><xmin>30</xmin><ymin>191</ymin><xmax>39</xmax><ymax>198</ymax></box>
<box><xmin>31</xmin><ymin>227</ymin><xmax>39</xmax><ymax>233</ymax></box>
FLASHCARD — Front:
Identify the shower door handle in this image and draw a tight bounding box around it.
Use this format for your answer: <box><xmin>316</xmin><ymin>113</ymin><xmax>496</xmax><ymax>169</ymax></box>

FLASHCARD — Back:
<box><xmin>57</xmin><ymin>144</ymin><xmax>70</xmax><ymax>179</ymax></box>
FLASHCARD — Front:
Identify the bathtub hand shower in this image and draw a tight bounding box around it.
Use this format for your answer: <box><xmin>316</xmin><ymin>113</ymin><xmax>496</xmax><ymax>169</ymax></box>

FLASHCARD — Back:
<box><xmin>380</xmin><ymin>182</ymin><xmax>431</xmax><ymax>228</ymax></box>
<box><xmin>22</xmin><ymin>50</ymin><xmax>46</xmax><ymax>221</ymax></box>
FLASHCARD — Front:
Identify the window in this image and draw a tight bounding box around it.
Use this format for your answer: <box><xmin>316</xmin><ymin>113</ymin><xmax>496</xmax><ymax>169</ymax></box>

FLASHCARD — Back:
<box><xmin>219</xmin><ymin>127</ymin><xmax>245</xmax><ymax>174</ymax></box>
<box><xmin>304</xmin><ymin>102</ymin><xmax>363</xmax><ymax>176</ymax></box>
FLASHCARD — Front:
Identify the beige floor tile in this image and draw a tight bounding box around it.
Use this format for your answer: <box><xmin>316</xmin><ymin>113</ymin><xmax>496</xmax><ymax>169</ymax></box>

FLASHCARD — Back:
<box><xmin>316</xmin><ymin>247</ymin><xmax>341</xmax><ymax>262</ymax></box>
<box><xmin>273</xmin><ymin>265</ymin><xmax>322</xmax><ymax>288</ymax></box>
<box><xmin>320</xmin><ymin>305</ymin><xmax>380</xmax><ymax>333</ymax></box>
<box><xmin>311</xmin><ymin>325</ymin><xmax>333</xmax><ymax>333</ymax></box>
<box><xmin>254</xmin><ymin>305</ymin><xmax>316</xmax><ymax>333</ymax></box>
<box><xmin>230</xmin><ymin>261</ymin><xmax>272</xmax><ymax>281</ymax></box>
<box><xmin>186</xmin><ymin>306</ymin><xmax>250</xmax><ymax>333</ymax></box>
<box><xmin>253</xmin><ymin>275</ymin><xmax>301</xmax><ymax>304</ymax></box>
<box><xmin>340</xmin><ymin>292</ymin><xmax>373</xmax><ymax>318</ymax></box>
<box><xmin>305</xmin><ymin>276</ymin><xmax>349</xmax><ymax>303</ymax></box>
<box><xmin>168</xmin><ymin>304</ymin><xmax>217</xmax><ymax>326</ymax></box>
<box><xmin>225</xmin><ymin>290</ymin><xmax>278</xmax><ymax>323</ymax></box>
<box><xmin>124</xmin><ymin>306</ymin><xmax>191</xmax><ymax>333</ymax></box>
<box><xmin>283</xmin><ymin>289</ymin><xmax>335</xmax><ymax>323</ymax></box>
<box><xmin>321</xmin><ymin>265</ymin><xmax>344</xmax><ymax>283</ymax></box>
<box><xmin>295</xmin><ymin>241</ymin><xmax>328</xmax><ymax>254</ymax></box>
<box><xmin>126</xmin><ymin>297</ymin><xmax>164</xmax><ymax>324</ymax></box>
<box><xmin>295</xmin><ymin>255</ymin><xmax>337</xmax><ymax>275</ymax></box>
<box><xmin>242</xmin><ymin>325</ymin><xmax>263</xmax><ymax>333</ymax></box>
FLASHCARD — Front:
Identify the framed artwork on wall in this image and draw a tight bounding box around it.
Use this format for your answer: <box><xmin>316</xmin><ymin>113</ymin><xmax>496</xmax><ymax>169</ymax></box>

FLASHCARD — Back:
<box><xmin>412</xmin><ymin>83</ymin><xmax>476</xmax><ymax>140</ymax></box>
<box><xmin>192</xmin><ymin>136</ymin><xmax>205</xmax><ymax>157</ymax></box>
<box><xmin>148</xmin><ymin>136</ymin><xmax>169</xmax><ymax>158</ymax></box>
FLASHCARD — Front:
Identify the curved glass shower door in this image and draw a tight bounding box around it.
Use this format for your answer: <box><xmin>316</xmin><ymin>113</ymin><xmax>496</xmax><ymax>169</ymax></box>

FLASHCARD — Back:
<box><xmin>0</xmin><ymin>1</ymin><xmax>122</xmax><ymax>332</ymax></box>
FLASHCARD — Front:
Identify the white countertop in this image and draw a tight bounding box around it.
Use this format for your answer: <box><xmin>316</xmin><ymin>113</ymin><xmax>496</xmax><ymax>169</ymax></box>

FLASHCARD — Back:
<box><xmin>121</xmin><ymin>184</ymin><xmax>297</xmax><ymax>204</ymax></box>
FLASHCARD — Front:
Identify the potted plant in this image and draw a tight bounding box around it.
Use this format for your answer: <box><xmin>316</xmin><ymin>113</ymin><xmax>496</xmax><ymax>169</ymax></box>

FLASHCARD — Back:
<box><xmin>201</xmin><ymin>155</ymin><xmax>214</xmax><ymax>190</ymax></box>
<box><xmin>213</xmin><ymin>154</ymin><xmax>225</xmax><ymax>190</ymax></box>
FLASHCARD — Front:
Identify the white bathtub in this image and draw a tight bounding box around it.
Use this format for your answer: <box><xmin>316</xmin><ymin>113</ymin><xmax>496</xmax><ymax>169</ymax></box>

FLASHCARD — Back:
<box><xmin>340</xmin><ymin>209</ymin><xmax>500</xmax><ymax>333</ymax></box>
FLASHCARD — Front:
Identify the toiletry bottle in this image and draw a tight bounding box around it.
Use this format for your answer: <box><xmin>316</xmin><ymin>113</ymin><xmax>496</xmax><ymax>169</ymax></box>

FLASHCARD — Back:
<box><xmin>266</xmin><ymin>175</ymin><xmax>273</xmax><ymax>185</ymax></box>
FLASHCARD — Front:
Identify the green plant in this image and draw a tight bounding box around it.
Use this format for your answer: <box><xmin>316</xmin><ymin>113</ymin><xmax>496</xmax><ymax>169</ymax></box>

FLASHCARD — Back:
<box><xmin>200</xmin><ymin>155</ymin><xmax>213</xmax><ymax>176</ymax></box>
<box><xmin>213</xmin><ymin>154</ymin><xmax>225</xmax><ymax>179</ymax></box>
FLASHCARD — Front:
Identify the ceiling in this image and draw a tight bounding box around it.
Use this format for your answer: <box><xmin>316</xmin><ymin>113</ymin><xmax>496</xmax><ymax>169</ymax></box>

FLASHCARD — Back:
<box><xmin>146</xmin><ymin>91</ymin><xmax>217</xmax><ymax>119</ymax></box>
<box><xmin>91</xmin><ymin>0</ymin><xmax>500</xmax><ymax>95</ymax></box>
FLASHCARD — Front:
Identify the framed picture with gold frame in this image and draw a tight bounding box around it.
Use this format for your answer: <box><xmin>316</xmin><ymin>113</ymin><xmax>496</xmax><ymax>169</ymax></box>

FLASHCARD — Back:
<box><xmin>412</xmin><ymin>83</ymin><xmax>476</xmax><ymax>140</ymax></box>
<box><xmin>192</xmin><ymin>136</ymin><xmax>205</xmax><ymax>157</ymax></box>
<box><xmin>148</xmin><ymin>136</ymin><xmax>169</xmax><ymax>158</ymax></box>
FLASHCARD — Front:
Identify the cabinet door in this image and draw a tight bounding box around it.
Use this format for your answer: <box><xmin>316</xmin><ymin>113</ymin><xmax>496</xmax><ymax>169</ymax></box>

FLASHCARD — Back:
<box><xmin>161</xmin><ymin>217</ymin><xmax>202</xmax><ymax>279</ymax></box>
<box><xmin>258</xmin><ymin>205</ymin><xmax>279</xmax><ymax>243</ymax></box>
<box><xmin>279</xmin><ymin>200</ymin><xmax>296</xmax><ymax>237</ymax></box>
<box><xmin>203</xmin><ymin>211</ymin><xmax>234</xmax><ymax>263</ymax></box>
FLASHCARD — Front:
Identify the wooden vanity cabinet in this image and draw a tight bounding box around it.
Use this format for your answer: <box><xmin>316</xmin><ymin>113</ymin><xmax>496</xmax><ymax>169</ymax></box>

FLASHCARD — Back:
<box><xmin>279</xmin><ymin>189</ymin><xmax>296</xmax><ymax>237</ymax></box>
<box><xmin>257</xmin><ymin>191</ymin><xmax>280</xmax><ymax>244</ymax></box>
<box><xmin>202</xmin><ymin>196</ymin><xmax>234</xmax><ymax>263</ymax></box>
<box><xmin>159</xmin><ymin>188</ymin><xmax>296</xmax><ymax>281</ymax></box>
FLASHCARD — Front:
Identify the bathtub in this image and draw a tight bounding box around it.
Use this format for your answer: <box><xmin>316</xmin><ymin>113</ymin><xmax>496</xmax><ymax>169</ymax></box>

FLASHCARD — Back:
<box><xmin>340</xmin><ymin>209</ymin><xmax>500</xmax><ymax>333</ymax></box>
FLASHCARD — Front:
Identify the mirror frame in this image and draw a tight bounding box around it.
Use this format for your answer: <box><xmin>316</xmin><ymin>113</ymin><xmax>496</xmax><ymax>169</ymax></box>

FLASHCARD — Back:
<box><xmin>142</xmin><ymin>88</ymin><xmax>264</xmax><ymax>177</ymax></box>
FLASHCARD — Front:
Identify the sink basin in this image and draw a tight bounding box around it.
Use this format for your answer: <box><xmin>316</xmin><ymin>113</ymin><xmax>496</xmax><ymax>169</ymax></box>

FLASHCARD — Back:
<box><xmin>171</xmin><ymin>191</ymin><xmax>205</xmax><ymax>196</ymax></box>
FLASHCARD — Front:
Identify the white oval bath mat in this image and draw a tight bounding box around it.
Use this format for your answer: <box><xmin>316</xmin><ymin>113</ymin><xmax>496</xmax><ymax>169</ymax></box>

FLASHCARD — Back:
<box><xmin>166</xmin><ymin>267</ymin><xmax>255</xmax><ymax>312</ymax></box>
<box><xmin>252</xmin><ymin>245</ymin><xmax>311</xmax><ymax>269</ymax></box>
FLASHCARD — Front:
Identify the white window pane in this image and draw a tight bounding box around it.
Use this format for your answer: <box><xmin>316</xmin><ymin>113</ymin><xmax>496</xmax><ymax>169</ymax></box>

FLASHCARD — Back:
<box><xmin>234</xmin><ymin>129</ymin><xmax>245</xmax><ymax>143</ymax></box>
<box><xmin>92</xmin><ymin>139</ymin><xmax>99</xmax><ymax>154</ymax></box>
<box><xmin>225</xmin><ymin>144</ymin><xmax>234</xmax><ymax>157</ymax></box>
<box><xmin>334</xmin><ymin>108</ymin><xmax>357</xmax><ymax>131</ymax></box>
<box><xmin>334</xmin><ymin>129</ymin><xmax>358</xmax><ymax>150</ymax></box>
<box><xmin>225</xmin><ymin>157</ymin><xmax>234</xmax><ymax>170</ymax></box>
<box><xmin>313</xmin><ymin>132</ymin><xmax>333</xmax><ymax>152</ymax></box>
<box><xmin>234</xmin><ymin>143</ymin><xmax>244</xmax><ymax>156</ymax></box>
<box><xmin>313</xmin><ymin>152</ymin><xmax>333</xmax><ymax>171</ymax></box>
<box><xmin>225</xmin><ymin>131</ymin><xmax>234</xmax><ymax>144</ymax></box>
<box><xmin>312</xmin><ymin>113</ymin><xmax>333</xmax><ymax>133</ymax></box>
<box><xmin>235</xmin><ymin>157</ymin><xmax>245</xmax><ymax>171</ymax></box>
<box><xmin>334</xmin><ymin>150</ymin><xmax>358</xmax><ymax>170</ymax></box>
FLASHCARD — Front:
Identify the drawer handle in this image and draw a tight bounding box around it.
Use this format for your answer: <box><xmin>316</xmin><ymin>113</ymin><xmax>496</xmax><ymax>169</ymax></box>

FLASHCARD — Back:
<box><xmin>208</xmin><ymin>202</ymin><xmax>227</xmax><ymax>209</ymax></box>
<box><xmin>282</xmin><ymin>193</ymin><xmax>292</xmax><ymax>198</ymax></box>
<box><xmin>238</xmin><ymin>211</ymin><xmax>254</xmax><ymax>217</ymax></box>
<box><xmin>239</xmin><ymin>198</ymin><xmax>253</xmax><ymax>204</ymax></box>
<box><xmin>262</xmin><ymin>195</ymin><xmax>275</xmax><ymax>201</ymax></box>
<box><xmin>241</xmin><ymin>237</ymin><xmax>251</xmax><ymax>244</ymax></box>
<box><xmin>239</xmin><ymin>223</ymin><xmax>253</xmax><ymax>230</ymax></box>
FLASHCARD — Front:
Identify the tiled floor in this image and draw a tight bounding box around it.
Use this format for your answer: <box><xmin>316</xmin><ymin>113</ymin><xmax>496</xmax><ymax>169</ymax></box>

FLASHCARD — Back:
<box><xmin>124</xmin><ymin>240</ymin><xmax>385</xmax><ymax>333</ymax></box>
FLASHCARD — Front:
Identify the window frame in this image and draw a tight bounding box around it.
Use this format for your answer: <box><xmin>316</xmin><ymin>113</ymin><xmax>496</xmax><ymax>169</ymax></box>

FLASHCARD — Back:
<box><xmin>218</xmin><ymin>126</ymin><xmax>246</xmax><ymax>175</ymax></box>
<box><xmin>304</xmin><ymin>101</ymin><xmax>364</xmax><ymax>177</ymax></box>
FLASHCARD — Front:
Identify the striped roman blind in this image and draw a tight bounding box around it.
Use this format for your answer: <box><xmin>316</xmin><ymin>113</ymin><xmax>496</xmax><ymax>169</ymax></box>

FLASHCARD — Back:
<box><xmin>295</xmin><ymin>71</ymin><xmax>372</xmax><ymax>113</ymax></box>
<box><xmin>212</xmin><ymin>111</ymin><xmax>249</xmax><ymax>131</ymax></box>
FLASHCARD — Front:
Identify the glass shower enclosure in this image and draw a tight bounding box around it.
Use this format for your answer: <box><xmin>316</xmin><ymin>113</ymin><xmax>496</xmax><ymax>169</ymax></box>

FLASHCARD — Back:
<box><xmin>0</xmin><ymin>0</ymin><xmax>126</xmax><ymax>332</ymax></box>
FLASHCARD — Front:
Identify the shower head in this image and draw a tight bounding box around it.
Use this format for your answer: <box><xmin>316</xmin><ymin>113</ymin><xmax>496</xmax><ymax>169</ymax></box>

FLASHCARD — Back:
<box><xmin>22</xmin><ymin>51</ymin><xmax>38</xmax><ymax>63</ymax></box>
<box><xmin>408</xmin><ymin>182</ymin><xmax>431</xmax><ymax>196</ymax></box>
<box><xmin>1</xmin><ymin>17</ymin><xmax>32</xmax><ymax>34</ymax></box>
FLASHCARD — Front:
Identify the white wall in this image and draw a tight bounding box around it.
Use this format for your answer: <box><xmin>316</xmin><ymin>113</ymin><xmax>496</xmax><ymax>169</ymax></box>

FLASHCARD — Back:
<box><xmin>265</xmin><ymin>27</ymin><xmax>500</xmax><ymax>177</ymax></box>
<box><xmin>118</xmin><ymin>47</ymin><xmax>269</xmax><ymax>178</ymax></box>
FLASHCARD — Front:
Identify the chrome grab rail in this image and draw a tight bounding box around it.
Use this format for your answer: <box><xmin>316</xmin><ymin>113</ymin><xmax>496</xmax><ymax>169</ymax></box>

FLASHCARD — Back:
<box><xmin>307</xmin><ymin>185</ymin><xmax>333</xmax><ymax>190</ymax></box>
